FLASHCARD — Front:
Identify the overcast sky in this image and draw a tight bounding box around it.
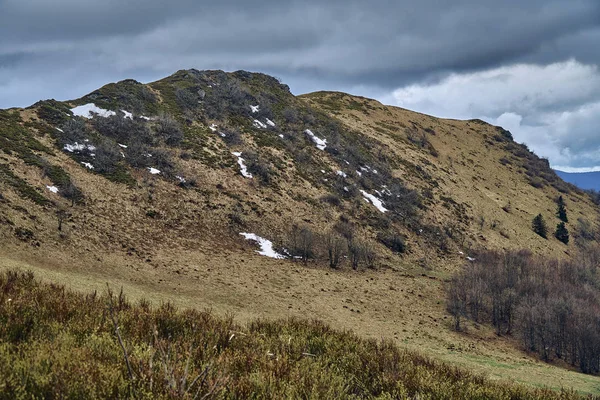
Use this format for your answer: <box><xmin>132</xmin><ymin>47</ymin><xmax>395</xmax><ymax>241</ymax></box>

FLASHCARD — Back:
<box><xmin>1</xmin><ymin>0</ymin><xmax>600</xmax><ymax>171</ymax></box>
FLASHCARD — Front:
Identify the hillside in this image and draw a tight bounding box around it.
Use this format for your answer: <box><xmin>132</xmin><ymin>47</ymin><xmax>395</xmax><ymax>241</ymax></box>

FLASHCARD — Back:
<box><xmin>2</xmin><ymin>69</ymin><xmax>600</xmax><ymax>395</ymax></box>
<box><xmin>555</xmin><ymin>170</ymin><xmax>600</xmax><ymax>191</ymax></box>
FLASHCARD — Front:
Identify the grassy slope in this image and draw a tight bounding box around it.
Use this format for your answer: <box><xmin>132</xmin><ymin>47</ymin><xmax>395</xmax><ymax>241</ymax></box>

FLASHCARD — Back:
<box><xmin>1</xmin><ymin>72</ymin><xmax>600</xmax><ymax>395</ymax></box>
<box><xmin>301</xmin><ymin>91</ymin><xmax>598</xmax><ymax>259</ymax></box>
<box><xmin>0</xmin><ymin>269</ymin><xmax>592</xmax><ymax>399</ymax></box>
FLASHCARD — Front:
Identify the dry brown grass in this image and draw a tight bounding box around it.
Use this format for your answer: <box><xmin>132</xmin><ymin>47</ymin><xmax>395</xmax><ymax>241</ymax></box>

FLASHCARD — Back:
<box><xmin>2</xmin><ymin>88</ymin><xmax>600</xmax><ymax>395</ymax></box>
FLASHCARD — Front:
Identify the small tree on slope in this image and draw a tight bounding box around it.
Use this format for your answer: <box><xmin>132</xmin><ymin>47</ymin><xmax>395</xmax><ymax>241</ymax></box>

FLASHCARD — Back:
<box><xmin>556</xmin><ymin>195</ymin><xmax>568</xmax><ymax>223</ymax></box>
<box><xmin>555</xmin><ymin>222</ymin><xmax>570</xmax><ymax>244</ymax></box>
<box><xmin>532</xmin><ymin>214</ymin><xmax>548</xmax><ymax>239</ymax></box>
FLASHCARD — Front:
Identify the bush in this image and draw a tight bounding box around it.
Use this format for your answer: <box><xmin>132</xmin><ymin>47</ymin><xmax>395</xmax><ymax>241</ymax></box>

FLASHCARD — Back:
<box><xmin>320</xmin><ymin>193</ymin><xmax>342</xmax><ymax>207</ymax></box>
<box><xmin>377</xmin><ymin>231</ymin><xmax>406</xmax><ymax>254</ymax></box>
<box><xmin>244</xmin><ymin>152</ymin><xmax>273</xmax><ymax>186</ymax></box>
<box><xmin>325</xmin><ymin>231</ymin><xmax>347</xmax><ymax>269</ymax></box>
<box><xmin>94</xmin><ymin>139</ymin><xmax>122</xmax><ymax>174</ymax></box>
<box><xmin>221</xmin><ymin>128</ymin><xmax>244</xmax><ymax>146</ymax></box>
<box><xmin>286</xmin><ymin>224</ymin><xmax>316</xmax><ymax>263</ymax></box>
<box><xmin>92</xmin><ymin>113</ymin><xmax>152</xmax><ymax>145</ymax></box>
<box><xmin>57</xmin><ymin>118</ymin><xmax>89</xmax><ymax>146</ymax></box>
<box><xmin>154</xmin><ymin>115</ymin><xmax>184</xmax><ymax>147</ymax></box>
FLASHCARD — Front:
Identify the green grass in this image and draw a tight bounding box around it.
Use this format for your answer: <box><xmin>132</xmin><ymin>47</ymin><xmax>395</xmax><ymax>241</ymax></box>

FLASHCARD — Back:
<box><xmin>0</xmin><ymin>270</ymin><xmax>594</xmax><ymax>399</ymax></box>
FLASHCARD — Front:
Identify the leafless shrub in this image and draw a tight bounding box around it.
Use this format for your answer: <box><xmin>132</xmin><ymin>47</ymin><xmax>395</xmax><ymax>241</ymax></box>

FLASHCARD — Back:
<box><xmin>287</xmin><ymin>224</ymin><xmax>316</xmax><ymax>263</ymax></box>
<box><xmin>154</xmin><ymin>115</ymin><xmax>184</xmax><ymax>146</ymax></box>
<box><xmin>325</xmin><ymin>231</ymin><xmax>347</xmax><ymax>269</ymax></box>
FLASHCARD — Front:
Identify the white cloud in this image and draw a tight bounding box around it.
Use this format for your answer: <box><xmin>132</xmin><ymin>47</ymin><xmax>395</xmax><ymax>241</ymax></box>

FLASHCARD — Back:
<box><xmin>386</xmin><ymin>60</ymin><xmax>600</xmax><ymax>169</ymax></box>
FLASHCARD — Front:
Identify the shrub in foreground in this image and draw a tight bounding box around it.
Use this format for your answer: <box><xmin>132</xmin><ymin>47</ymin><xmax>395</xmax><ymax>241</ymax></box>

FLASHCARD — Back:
<box><xmin>0</xmin><ymin>270</ymin><xmax>591</xmax><ymax>399</ymax></box>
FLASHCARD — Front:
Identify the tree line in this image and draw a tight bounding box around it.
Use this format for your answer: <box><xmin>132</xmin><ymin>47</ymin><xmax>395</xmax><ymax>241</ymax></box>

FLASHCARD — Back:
<box><xmin>532</xmin><ymin>195</ymin><xmax>569</xmax><ymax>244</ymax></box>
<box><xmin>448</xmin><ymin>247</ymin><xmax>600</xmax><ymax>374</ymax></box>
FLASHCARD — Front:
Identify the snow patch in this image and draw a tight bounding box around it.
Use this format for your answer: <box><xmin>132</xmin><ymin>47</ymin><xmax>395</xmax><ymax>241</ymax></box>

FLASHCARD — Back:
<box><xmin>71</xmin><ymin>103</ymin><xmax>116</xmax><ymax>119</ymax></box>
<box><xmin>55</xmin><ymin>127</ymin><xmax>64</xmax><ymax>133</ymax></box>
<box><xmin>360</xmin><ymin>190</ymin><xmax>388</xmax><ymax>213</ymax></box>
<box><xmin>140</xmin><ymin>116</ymin><xmax>151</xmax><ymax>121</ymax></box>
<box><xmin>176</xmin><ymin>175</ymin><xmax>186</xmax><ymax>183</ymax></box>
<box><xmin>148</xmin><ymin>167</ymin><xmax>161</xmax><ymax>175</ymax></box>
<box><xmin>209</xmin><ymin>124</ymin><xmax>217</xmax><ymax>132</ymax></box>
<box><xmin>250</xmin><ymin>105</ymin><xmax>260</xmax><ymax>113</ymax></box>
<box><xmin>240</xmin><ymin>233</ymin><xmax>285</xmax><ymax>259</ymax></box>
<box><xmin>278</xmin><ymin>134</ymin><xmax>284</xmax><ymax>139</ymax></box>
<box><xmin>304</xmin><ymin>129</ymin><xmax>327</xmax><ymax>150</ymax></box>
<box><xmin>232</xmin><ymin>152</ymin><xmax>252</xmax><ymax>178</ymax></box>
<box><xmin>46</xmin><ymin>185</ymin><xmax>59</xmax><ymax>194</ymax></box>
<box><xmin>118</xmin><ymin>143</ymin><xmax>128</xmax><ymax>148</ymax></box>
<box><xmin>336</xmin><ymin>170</ymin><xmax>347</xmax><ymax>178</ymax></box>
<box><xmin>81</xmin><ymin>162</ymin><xmax>94</xmax><ymax>170</ymax></box>
<box><xmin>253</xmin><ymin>119</ymin><xmax>267</xmax><ymax>129</ymax></box>
<box><xmin>121</xmin><ymin>110</ymin><xmax>133</xmax><ymax>119</ymax></box>
<box><xmin>265</xmin><ymin>118</ymin><xmax>276</xmax><ymax>127</ymax></box>
<box><xmin>466</xmin><ymin>257</ymin><xmax>476</xmax><ymax>262</ymax></box>
<box><xmin>63</xmin><ymin>142</ymin><xmax>96</xmax><ymax>153</ymax></box>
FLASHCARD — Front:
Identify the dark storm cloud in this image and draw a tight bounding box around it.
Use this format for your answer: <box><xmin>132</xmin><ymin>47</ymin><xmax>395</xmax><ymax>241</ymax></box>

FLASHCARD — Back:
<box><xmin>1</xmin><ymin>0</ymin><xmax>600</xmax><ymax>168</ymax></box>
<box><xmin>2</xmin><ymin>0</ymin><xmax>599</xmax><ymax>88</ymax></box>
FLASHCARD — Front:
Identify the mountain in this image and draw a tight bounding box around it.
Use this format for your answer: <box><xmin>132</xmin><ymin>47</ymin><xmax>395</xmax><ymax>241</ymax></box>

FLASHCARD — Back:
<box><xmin>1</xmin><ymin>69</ymin><xmax>600</xmax><ymax>394</ymax></box>
<box><xmin>555</xmin><ymin>170</ymin><xmax>600</xmax><ymax>191</ymax></box>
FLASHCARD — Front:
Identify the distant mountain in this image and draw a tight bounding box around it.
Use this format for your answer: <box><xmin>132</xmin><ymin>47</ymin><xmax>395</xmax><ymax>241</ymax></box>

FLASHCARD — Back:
<box><xmin>555</xmin><ymin>170</ymin><xmax>600</xmax><ymax>191</ymax></box>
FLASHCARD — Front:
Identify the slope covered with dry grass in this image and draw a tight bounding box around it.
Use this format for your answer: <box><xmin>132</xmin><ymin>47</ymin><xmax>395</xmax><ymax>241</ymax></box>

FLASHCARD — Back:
<box><xmin>2</xmin><ymin>70</ymin><xmax>600</xmax><ymax>395</ymax></box>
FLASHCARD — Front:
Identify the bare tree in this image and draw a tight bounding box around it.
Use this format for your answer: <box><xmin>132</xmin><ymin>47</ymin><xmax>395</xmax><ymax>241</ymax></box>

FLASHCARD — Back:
<box><xmin>325</xmin><ymin>232</ymin><xmax>346</xmax><ymax>269</ymax></box>
<box><xmin>56</xmin><ymin>209</ymin><xmax>67</xmax><ymax>231</ymax></box>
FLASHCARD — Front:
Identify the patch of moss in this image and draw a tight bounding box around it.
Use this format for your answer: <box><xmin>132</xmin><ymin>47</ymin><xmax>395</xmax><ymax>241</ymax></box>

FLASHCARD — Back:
<box><xmin>0</xmin><ymin>164</ymin><xmax>50</xmax><ymax>206</ymax></box>
<box><xmin>0</xmin><ymin>110</ymin><xmax>54</xmax><ymax>162</ymax></box>
<box><xmin>30</xmin><ymin>100</ymin><xmax>72</xmax><ymax>126</ymax></box>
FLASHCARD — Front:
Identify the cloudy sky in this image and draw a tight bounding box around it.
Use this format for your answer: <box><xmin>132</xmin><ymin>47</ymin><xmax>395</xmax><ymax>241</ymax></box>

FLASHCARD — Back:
<box><xmin>2</xmin><ymin>0</ymin><xmax>600</xmax><ymax>171</ymax></box>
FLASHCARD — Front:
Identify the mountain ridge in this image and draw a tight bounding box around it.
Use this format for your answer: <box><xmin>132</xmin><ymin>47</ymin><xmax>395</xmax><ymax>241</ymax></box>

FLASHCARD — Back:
<box><xmin>555</xmin><ymin>169</ymin><xmax>600</xmax><ymax>191</ymax></box>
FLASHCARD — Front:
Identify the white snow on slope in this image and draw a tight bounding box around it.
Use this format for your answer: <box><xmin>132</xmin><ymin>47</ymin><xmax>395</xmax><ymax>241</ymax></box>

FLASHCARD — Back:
<box><xmin>148</xmin><ymin>167</ymin><xmax>161</xmax><ymax>175</ymax></box>
<box><xmin>265</xmin><ymin>118</ymin><xmax>276</xmax><ymax>127</ymax></box>
<box><xmin>240</xmin><ymin>233</ymin><xmax>285</xmax><ymax>259</ymax></box>
<box><xmin>232</xmin><ymin>152</ymin><xmax>253</xmax><ymax>178</ymax></box>
<box><xmin>55</xmin><ymin>127</ymin><xmax>64</xmax><ymax>133</ymax></box>
<box><xmin>121</xmin><ymin>110</ymin><xmax>133</xmax><ymax>119</ymax></box>
<box><xmin>360</xmin><ymin>190</ymin><xmax>388</xmax><ymax>213</ymax></box>
<box><xmin>81</xmin><ymin>162</ymin><xmax>94</xmax><ymax>169</ymax></box>
<box><xmin>71</xmin><ymin>103</ymin><xmax>116</xmax><ymax>119</ymax></box>
<box><xmin>118</xmin><ymin>143</ymin><xmax>128</xmax><ymax>148</ymax></box>
<box><xmin>336</xmin><ymin>170</ymin><xmax>347</xmax><ymax>178</ymax></box>
<box><xmin>250</xmin><ymin>105</ymin><xmax>260</xmax><ymax>113</ymax></box>
<box><xmin>63</xmin><ymin>142</ymin><xmax>96</xmax><ymax>153</ymax></box>
<box><xmin>304</xmin><ymin>129</ymin><xmax>327</xmax><ymax>150</ymax></box>
<box><xmin>46</xmin><ymin>185</ymin><xmax>59</xmax><ymax>193</ymax></box>
<box><xmin>253</xmin><ymin>120</ymin><xmax>267</xmax><ymax>129</ymax></box>
<box><xmin>209</xmin><ymin>124</ymin><xmax>217</xmax><ymax>132</ymax></box>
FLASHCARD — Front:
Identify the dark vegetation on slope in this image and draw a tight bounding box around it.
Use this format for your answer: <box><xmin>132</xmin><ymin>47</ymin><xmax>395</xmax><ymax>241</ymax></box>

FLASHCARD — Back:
<box><xmin>6</xmin><ymin>70</ymin><xmax>436</xmax><ymax>261</ymax></box>
<box><xmin>0</xmin><ymin>270</ymin><xmax>592</xmax><ymax>399</ymax></box>
<box><xmin>448</xmin><ymin>246</ymin><xmax>600</xmax><ymax>375</ymax></box>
